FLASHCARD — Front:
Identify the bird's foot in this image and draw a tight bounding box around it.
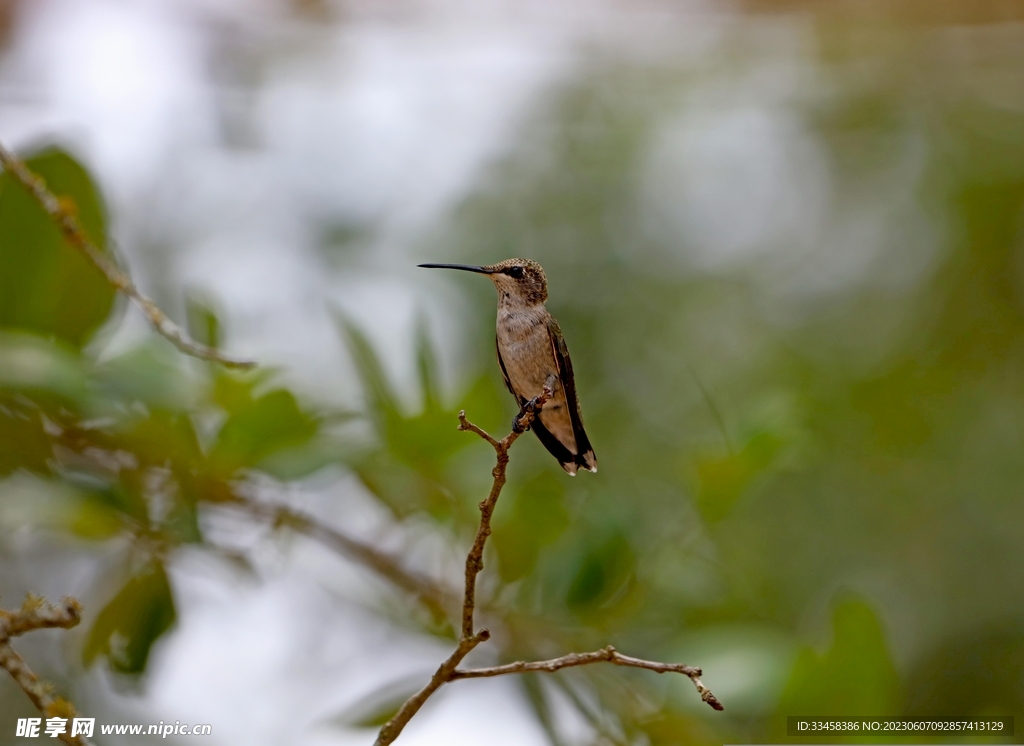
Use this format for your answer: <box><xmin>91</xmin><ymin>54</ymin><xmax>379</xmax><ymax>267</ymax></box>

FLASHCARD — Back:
<box><xmin>512</xmin><ymin>392</ymin><xmax>547</xmax><ymax>433</ymax></box>
<box><xmin>511</xmin><ymin>410</ymin><xmax>531</xmax><ymax>433</ymax></box>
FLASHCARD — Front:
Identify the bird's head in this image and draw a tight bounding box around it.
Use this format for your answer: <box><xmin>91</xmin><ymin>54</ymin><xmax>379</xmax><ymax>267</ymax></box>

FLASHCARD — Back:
<box><xmin>418</xmin><ymin>258</ymin><xmax>548</xmax><ymax>305</ymax></box>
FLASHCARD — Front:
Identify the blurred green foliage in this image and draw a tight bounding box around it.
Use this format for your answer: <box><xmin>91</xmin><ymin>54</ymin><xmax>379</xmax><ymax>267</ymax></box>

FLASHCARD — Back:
<box><xmin>424</xmin><ymin>10</ymin><xmax>1024</xmax><ymax>742</ymax></box>
<box><xmin>83</xmin><ymin>561</ymin><xmax>176</xmax><ymax>675</ymax></box>
<box><xmin>338</xmin><ymin>315</ymin><xmax>503</xmax><ymax>520</ymax></box>
<box><xmin>777</xmin><ymin>599</ymin><xmax>901</xmax><ymax>720</ymax></box>
<box><xmin>0</xmin><ymin>148</ymin><xmax>331</xmax><ymax>681</ymax></box>
<box><xmin>0</xmin><ymin>149</ymin><xmax>116</xmax><ymax>347</ymax></box>
<box><xmin>4</xmin><ymin>6</ymin><xmax>1024</xmax><ymax>745</ymax></box>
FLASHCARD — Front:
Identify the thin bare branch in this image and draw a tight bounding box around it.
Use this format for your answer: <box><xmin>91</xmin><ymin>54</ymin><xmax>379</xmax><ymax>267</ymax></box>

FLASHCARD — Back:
<box><xmin>374</xmin><ymin>382</ymin><xmax>554</xmax><ymax>746</ymax></box>
<box><xmin>0</xmin><ymin>595</ymin><xmax>92</xmax><ymax>746</ymax></box>
<box><xmin>451</xmin><ymin>645</ymin><xmax>724</xmax><ymax>711</ymax></box>
<box><xmin>376</xmin><ymin>375</ymin><xmax>722</xmax><ymax>743</ymax></box>
<box><xmin>0</xmin><ymin>142</ymin><xmax>255</xmax><ymax>369</ymax></box>
<box><xmin>458</xmin><ymin>381</ymin><xmax>554</xmax><ymax>639</ymax></box>
<box><xmin>373</xmin><ymin>630</ymin><xmax>490</xmax><ymax>746</ymax></box>
<box><xmin>231</xmin><ymin>497</ymin><xmax>456</xmax><ymax>623</ymax></box>
<box><xmin>455</xmin><ymin>411</ymin><xmax>499</xmax><ymax>449</ymax></box>
<box><xmin>0</xmin><ymin>595</ymin><xmax>81</xmax><ymax>640</ymax></box>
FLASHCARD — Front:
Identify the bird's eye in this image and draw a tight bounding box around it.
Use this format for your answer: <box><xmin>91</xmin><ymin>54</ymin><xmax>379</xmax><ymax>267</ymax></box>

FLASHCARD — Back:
<box><xmin>507</xmin><ymin>266</ymin><xmax>524</xmax><ymax>279</ymax></box>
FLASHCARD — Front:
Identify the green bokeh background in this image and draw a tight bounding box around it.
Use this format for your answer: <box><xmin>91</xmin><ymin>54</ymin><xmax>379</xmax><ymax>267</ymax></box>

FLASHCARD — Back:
<box><xmin>2</xmin><ymin>2</ymin><xmax>1024</xmax><ymax>744</ymax></box>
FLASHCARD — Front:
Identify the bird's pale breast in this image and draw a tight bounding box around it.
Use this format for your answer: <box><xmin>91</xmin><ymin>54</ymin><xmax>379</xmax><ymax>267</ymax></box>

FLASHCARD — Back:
<box><xmin>497</xmin><ymin>307</ymin><xmax>578</xmax><ymax>453</ymax></box>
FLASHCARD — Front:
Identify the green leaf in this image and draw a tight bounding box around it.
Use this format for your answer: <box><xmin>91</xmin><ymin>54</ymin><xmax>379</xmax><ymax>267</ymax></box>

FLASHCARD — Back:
<box><xmin>494</xmin><ymin>470</ymin><xmax>570</xmax><ymax>582</ymax></box>
<box><xmin>414</xmin><ymin>315</ymin><xmax>440</xmax><ymax>411</ymax></box>
<box><xmin>0</xmin><ymin>331</ymin><xmax>88</xmax><ymax>404</ymax></box>
<box><xmin>110</xmin><ymin>409</ymin><xmax>202</xmax><ymax>483</ymax></box>
<box><xmin>0</xmin><ymin>403</ymin><xmax>51</xmax><ymax>476</ymax></box>
<box><xmin>693</xmin><ymin>430</ymin><xmax>784</xmax><ymax>523</ymax></box>
<box><xmin>0</xmin><ymin>148</ymin><xmax>117</xmax><ymax>347</ymax></box>
<box><xmin>351</xmin><ymin>453</ymin><xmax>446</xmax><ymax>519</ymax></box>
<box><xmin>83</xmin><ymin>560</ymin><xmax>176</xmax><ymax>674</ymax></box>
<box><xmin>328</xmin><ymin>674</ymin><xmax>427</xmax><ymax>728</ymax></box>
<box><xmin>336</xmin><ymin>314</ymin><xmax>400</xmax><ymax>427</ymax></box>
<box><xmin>67</xmin><ymin>490</ymin><xmax>126</xmax><ymax>540</ymax></box>
<box><xmin>162</xmin><ymin>497</ymin><xmax>202</xmax><ymax>544</ymax></box>
<box><xmin>0</xmin><ymin>332</ymin><xmax>84</xmax><ymax>476</ymax></box>
<box><xmin>566</xmin><ymin>530</ymin><xmax>635</xmax><ymax>614</ymax></box>
<box><xmin>904</xmin><ymin>624</ymin><xmax>1024</xmax><ymax>717</ymax></box>
<box><xmin>338</xmin><ymin>316</ymin><xmax>487</xmax><ymax>518</ymax></box>
<box><xmin>211</xmin><ymin>388</ymin><xmax>318</xmax><ymax>472</ymax></box>
<box><xmin>340</xmin><ymin>314</ymin><xmax>464</xmax><ymax>470</ymax></box>
<box><xmin>79</xmin><ymin>481</ymin><xmax>149</xmax><ymax>525</ymax></box>
<box><xmin>670</xmin><ymin>625</ymin><xmax>797</xmax><ymax>716</ymax></box>
<box><xmin>212</xmin><ymin>368</ymin><xmax>270</xmax><ymax>414</ymax></box>
<box><xmin>777</xmin><ymin>597</ymin><xmax>901</xmax><ymax>717</ymax></box>
<box><xmin>519</xmin><ymin>675</ymin><xmax>565</xmax><ymax>746</ymax></box>
<box><xmin>256</xmin><ymin>438</ymin><xmax>338</xmax><ymax>481</ymax></box>
<box><xmin>95</xmin><ymin>345</ymin><xmax>192</xmax><ymax>410</ymax></box>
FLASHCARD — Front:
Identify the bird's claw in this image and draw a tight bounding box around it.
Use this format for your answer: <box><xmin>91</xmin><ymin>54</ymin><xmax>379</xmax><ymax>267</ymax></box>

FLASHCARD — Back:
<box><xmin>512</xmin><ymin>393</ymin><xmax>546</xmax><ymax>433</ymax></box>
<box><xmin>511</xmin><ymin>411</ymin><xmax>530</xmax><ymax>433</ymax></box>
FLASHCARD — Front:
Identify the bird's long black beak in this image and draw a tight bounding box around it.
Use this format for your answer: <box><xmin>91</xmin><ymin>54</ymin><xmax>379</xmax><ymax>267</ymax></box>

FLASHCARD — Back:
<box><xmin>418</xmin><ymin>263</ymin><xmax>494</xmax><ymax>274</ymax></box>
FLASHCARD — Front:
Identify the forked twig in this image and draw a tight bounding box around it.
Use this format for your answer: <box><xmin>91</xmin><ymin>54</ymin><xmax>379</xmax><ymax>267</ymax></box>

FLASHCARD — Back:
<box><xmin>374</xmin><ymin>381</ymin><xmax>721</xmax><ymax>744</ymax></box>
<box><xmin>374</xmin><ymin>382</ymin><xmax>554</xmax><ymax>745</ymax></box>
<box><xmin>0</xmin><ymin>596</ymin><xmax>91</xmax><ymax>746</ymax></box>
<box><xmin>0</xmin><ymin>142</ymin><xmax>254</xmax><ymax>369</ymax></box>
<box><xmin>455</xmin><ymin>381</ymin><xmax>553</xmax><ymax>641</ymax></box>
<box><xmin>376</xmin><ymin>628</ymin><xmax>490</xmax><ymax>743</ymax></box>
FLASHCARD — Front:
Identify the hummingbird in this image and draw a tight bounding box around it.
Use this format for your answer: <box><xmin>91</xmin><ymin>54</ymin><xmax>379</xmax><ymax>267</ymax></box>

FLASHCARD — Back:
<box><xmin>419</xmin><ymin>258</ymin><xmax>597</xmax><ymax>476</ymax></box>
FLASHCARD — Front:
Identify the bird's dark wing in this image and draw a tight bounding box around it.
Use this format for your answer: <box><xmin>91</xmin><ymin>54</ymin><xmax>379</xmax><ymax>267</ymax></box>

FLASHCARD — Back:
<box><xmin>498</xmin><ymin>335</ymin><xmax>579</xmax><ymax>473</ymax></box>
<box><xmin>530</xmin><ymin>417</ymin><xmax>579</xmax><ymax>473</ymax></box>
<box><xmin>547</xmin><ymin>317</ymin><xmax>597</xmax><ymax>473</ymax></box>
